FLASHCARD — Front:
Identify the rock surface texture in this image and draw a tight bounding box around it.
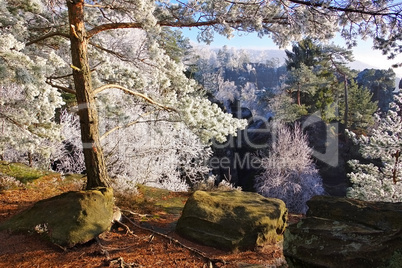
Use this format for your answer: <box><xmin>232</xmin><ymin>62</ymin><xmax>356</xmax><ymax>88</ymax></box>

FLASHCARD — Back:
<box><xmin>0</xmin><ymin>187</ymin><xmax>114</xmax><ymax>247</ymax></box>
<box><xmin>284</xmin><ymin>195</ymin><xmax>402</xmax><ymax>268</ymax></box>
<box><xmin>176</xmin><ymin>190</ymin><xmax>288</xmax><ymax>251</ymax></box>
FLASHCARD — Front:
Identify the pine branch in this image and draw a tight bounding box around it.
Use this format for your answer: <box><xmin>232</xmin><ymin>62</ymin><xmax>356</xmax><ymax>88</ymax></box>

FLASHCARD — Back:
<box><xmin>93</xmin><ymin>84</ymin><xmax>176</xmax><ymax>112</ymax></box>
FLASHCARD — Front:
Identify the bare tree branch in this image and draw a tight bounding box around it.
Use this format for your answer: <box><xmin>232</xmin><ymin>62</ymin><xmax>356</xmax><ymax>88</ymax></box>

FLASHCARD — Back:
<box><xmin>93</xmin><ymin>84</ymin><xmax>176</xmax><ymax>112</ymax></box>
<box><xmin>288</xmin><ymin>0</ymin><xmax>401</xmax><ymax>16</ymax></box>
<box><xmin>100</xmin><ymin>111</ymin><xmax>157</xmax><ymax>141</ymax></box>
<box><xmin>45</xmin><ymin>79</ymin><xmax>76</xmax><ymax>95</ymax></box>
<box><xmin>86</xmin><ymin>17</ymin><xmax>287</xmax><ymax>38</ymax></box>
<box><xmin>26</xmin><ymin>32</ymin><xmax>70</xmax><ymax>46</ymax></box>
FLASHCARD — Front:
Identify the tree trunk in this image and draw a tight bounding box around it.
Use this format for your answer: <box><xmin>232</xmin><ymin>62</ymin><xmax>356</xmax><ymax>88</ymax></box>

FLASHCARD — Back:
<box><xmin>67</xmin><ymin>0</ymin><xmax>110</xmax><ymax>189</ymax></box>
<box><xmin>297</xmin><ymin>84</ymin><xmax>301</xmax><ymax>106</ymax></box>
<box><xmin>343</xmin><ymin>74</ymin><xmax>348</xmax><ymax>130</ymax></box>
<box><xmin>28</xmin><ymin>152</ymin><xmax>33</xmax><ymax>167</ymax></box>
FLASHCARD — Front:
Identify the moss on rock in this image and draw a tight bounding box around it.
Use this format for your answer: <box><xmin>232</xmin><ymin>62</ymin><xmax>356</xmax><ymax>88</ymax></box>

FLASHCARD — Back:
<box><xmin>176</xmin><ymin>190</ymin><xmax>288</xmax><ymax>252</ymax></box>
<box><xmin>0</xmin><ymin>187</ymin><xmax>114</xmax><ymax>247</ymax></box>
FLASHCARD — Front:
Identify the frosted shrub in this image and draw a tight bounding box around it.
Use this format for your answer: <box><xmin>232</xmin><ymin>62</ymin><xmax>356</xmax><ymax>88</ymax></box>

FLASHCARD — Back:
<box><xmin>216</xmin><ymin>179</ymin><xmax>242</xmax><ymax>191</ymax></box>
<box><xmin>1</xmin><ymin>148</ymin><xmax>49</xmax><ymax>169</ymax></box>
<box><xmin>0</xmin><ymin>174</ymin><xmax>24</xmax><ymax>190</ymax></box>
<box><xmin>347</xmin><ymin>93</ymin><xmax>402</xmax><ymax>202</ymax></box>
<box><xmin>193</xmin><ymin>175</ymin><xmax>242</xmax><ymax>192</ymax></box>
<box><xmin>255</xmin><ymin>122</ymin><xmax>324</xmax><ymax>213</ymax></box>
<box><xmin>51</xmin><ymin>110</ymin><xmax>85</xmax><ymax>174</ymax></box>
<box><xmin>110</xmin><ymin>175</ymin><xmax>139</xmax><ymax>195</ymax></box>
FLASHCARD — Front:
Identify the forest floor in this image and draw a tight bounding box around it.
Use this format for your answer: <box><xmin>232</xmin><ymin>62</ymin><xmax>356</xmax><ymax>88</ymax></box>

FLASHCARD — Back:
<box><xmin>0</xmin><ymin>162</ymin><xmax>295</xmax><ymax>268</ymax></box>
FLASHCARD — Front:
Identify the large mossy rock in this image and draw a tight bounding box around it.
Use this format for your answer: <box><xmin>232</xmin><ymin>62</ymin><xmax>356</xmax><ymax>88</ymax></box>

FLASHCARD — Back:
<box><xmin>284</xmin><ymin>195</ymin><xmax>402</xmax><ymax>268</ymax></box>
<box><xmin>0</xmin><ymin>187</ymin><xmax>114</xmax><ymax>247</ymax></box>
<box><xmin>176</xmin><ymin>190</ymin><xmax>288</xmax><ymax>251</ymax></box>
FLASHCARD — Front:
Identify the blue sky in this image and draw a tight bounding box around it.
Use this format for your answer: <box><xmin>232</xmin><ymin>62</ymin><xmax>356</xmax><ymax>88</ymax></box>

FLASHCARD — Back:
<box><xmin>181</xmin><ymin>28</ymin><xmax>402</xmax><ymax>78</ymax></box>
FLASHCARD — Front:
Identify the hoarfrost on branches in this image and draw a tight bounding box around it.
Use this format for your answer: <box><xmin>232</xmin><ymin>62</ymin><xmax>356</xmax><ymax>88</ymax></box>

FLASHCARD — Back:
<box><xmin>97</xmin><ymin>89</ymin><xmax>213</xmax><ymax>192</ymax></box>
<box><xmin>52</xmin><ymin>96</ymin><xmax>213</xmax><ymax>192</ymax></box>
<box><xmin>0</xmin><ymin>31</ymin><xmax>64</xmax><ymax>163</ymax></box>
<box><xmin>51</xmin><ymin>110</ymin><xmax>86</xmax><ymax>175</ymax></box>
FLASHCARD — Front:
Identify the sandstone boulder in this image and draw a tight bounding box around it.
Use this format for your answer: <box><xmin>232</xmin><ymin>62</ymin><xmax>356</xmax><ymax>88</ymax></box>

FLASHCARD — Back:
<box><xmin>176</xmin><ymin>190</ymin><xmax>288</xmax><ymax>251</ymax></box>
<box><xmin>284</xmin><ymin>195</ymin><xmax>402</xmax><ymax>268</ymax></box>
<box><xmin>0</xmin><ymin>187</ymin><xmax>114</xmax><ymax>247</ymax></box>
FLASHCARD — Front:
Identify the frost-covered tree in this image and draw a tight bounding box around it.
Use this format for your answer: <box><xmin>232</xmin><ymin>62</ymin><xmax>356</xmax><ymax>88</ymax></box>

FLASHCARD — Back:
<box><xmin>209</xmin><ymin>71</ymin><xmax>239</xmax><ymax>112</ymax></box>
<box><xmin>0</xmin><ymin>32</ymin><xmax>64</xmax><ymax>165</ymax></box>
<box><xmin>347</xmin><ymin>93</ymin><xmax>402</xmax><ymax>202</ymax></box>
<box><xmin>190</xmin><ymin>47</ymin><xmax>283</xmax><ymax>117</ymax></box>
<box><xmin>217</xmin><ymin>46</ymin><xmax>250</xmax><ymax>70</ymax></box>
<box><xmin>3</xmin><ymin>0</ymin><xmax>402</xmax><ymax>191</ymax></box>
<box><xmin>96</xmin><ymin>89</ymin><xmax>213</xmax><ymax>192</ymax></box>
<box><xmin>255</xmin><ymin>122</ymin><xmax>324</xmax><ymax>213</ymax></box>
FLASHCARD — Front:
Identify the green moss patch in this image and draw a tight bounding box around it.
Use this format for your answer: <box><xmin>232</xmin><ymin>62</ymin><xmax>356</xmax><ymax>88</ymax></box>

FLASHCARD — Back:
<box><xmin>0</xmin><ymin>161</ymin><xmax>52</xmax><ymax>183</ymax></box>
<box><xmin>118</xmin><ymin>185</ymin><xmax>190</xmax><ymax>215</ymax></box>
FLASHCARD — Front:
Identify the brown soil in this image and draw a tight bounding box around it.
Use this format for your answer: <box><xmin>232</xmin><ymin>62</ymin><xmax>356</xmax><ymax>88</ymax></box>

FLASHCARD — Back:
<box><xmin>0</xmin><ymin>176</ymin><xmax>291</xmax><ymax>267</ymax></box>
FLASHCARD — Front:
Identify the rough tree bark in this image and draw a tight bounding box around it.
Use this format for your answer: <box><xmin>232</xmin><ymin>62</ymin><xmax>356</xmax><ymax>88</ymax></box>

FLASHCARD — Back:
<box><xmin>343</xmin><ymin>74</ymin><xmax>349</xmax><ymax>130</ymax></box>
<box><xmin>67</xmin><ymin>0</ymin><xmax>110</xmax><ymax>189</ymax></box>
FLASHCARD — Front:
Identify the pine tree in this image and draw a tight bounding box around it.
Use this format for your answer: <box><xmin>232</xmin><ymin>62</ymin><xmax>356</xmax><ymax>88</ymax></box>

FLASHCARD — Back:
<box><xmin>347</xmin><ymin>93</ymin><xmax>402</xmax><ymax>202</ymax></box>
<box><xmin>339</xmin><ymin>80</ymin><xmax>378</xmax><ymax>132</ymax></box>
<box><xmin>356</xmin><ymin>69</ymin><xmax>396</xmax><ymax>113</ymax></box>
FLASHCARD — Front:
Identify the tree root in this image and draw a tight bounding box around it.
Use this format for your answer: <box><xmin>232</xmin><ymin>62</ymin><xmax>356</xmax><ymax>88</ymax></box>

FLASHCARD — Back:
<box><xmin>111</xmin><ymin>219</ymin><xmax>137</xmax><ymax>237</ymax></box>
<box><xmin>103</xmin><ymin>256</ymin><xmax>142</xmax><ymax>268</ymax></box>
<box><xmin>121</xmin><ymin>212</ymin><xmax>228</xmax><ymax>267</ymax></box>
<box><xmin>96</xmin><ymin>237</ymin><xmax>139</xmax><ymax>267</ymax></box>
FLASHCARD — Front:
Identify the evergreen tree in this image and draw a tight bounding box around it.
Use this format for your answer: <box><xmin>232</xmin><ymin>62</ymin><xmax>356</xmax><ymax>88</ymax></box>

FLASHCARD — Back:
<box><xmin>356</xmin><ymin>69</ymin><xmax>396</xmax><ymax>113</ymax></box>
<box><xmin>347</xmin><ymin>93</ymin><xmax>402</xmax><ymax>202</ymax></box>
<box><xmin>339</xmin><ymin>80</ymin><xmax>378</xmax><ymax>132</ymax></box>
<box><xmin>282</xmin><ymin>39</ymin><xmax>344</xmax><ymax>122</ymax></box>
<box><xmin>283</xmin><ymin>63</ymin><xmax>323</xmax><ymax>107</ymax></box>
<box><xmin>285</xmin><ymin>38</ymin><xmax>321</xmax><ymax>70</ymax></box>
